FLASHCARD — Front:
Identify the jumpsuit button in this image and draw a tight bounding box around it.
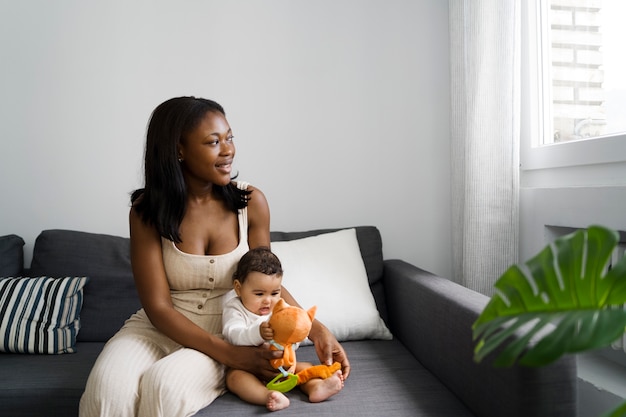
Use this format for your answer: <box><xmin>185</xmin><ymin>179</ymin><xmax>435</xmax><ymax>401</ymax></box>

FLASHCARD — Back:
<box><xmin>202</xmin><ymin>293</ymin><xmax>208</xmax><ymax>298</ymax></box>
<box><xmin>197</xmin><ymin>304</ymin><xmax>203</xmax><ymax>310</ymax></box>
<box><xmin>208</xmin><ymin>278</ymin><xmax>214</xmax><ymax>283</ymax></box>
<box><xmin>209</xmin><ymin>259</ymin><xmax>215</xmax><ymax>264</ymax></box>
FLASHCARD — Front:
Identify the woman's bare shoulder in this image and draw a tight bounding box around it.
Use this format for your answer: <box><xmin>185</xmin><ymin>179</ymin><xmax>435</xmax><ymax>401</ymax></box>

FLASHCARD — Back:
<box><xmin>129</xmin><ymin>204</ymin><xmax>161</xmax><ymax>244</ymax></box>
<box><xmin>246</xmin><ymin>184</ymin><xmax>269</xmax><ymax>211</ymax></box>
<box><xmin>244</xmin><ymin>183</ymin><xmax>271</xmax><ymax>247</ymax></box>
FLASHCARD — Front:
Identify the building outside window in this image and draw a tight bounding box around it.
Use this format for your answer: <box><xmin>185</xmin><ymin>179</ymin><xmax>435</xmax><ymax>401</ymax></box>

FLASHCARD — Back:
<box><xmin>538</xmin><ymin>0</ymin><xmax>626</xmax><ymax>145</ymax></box>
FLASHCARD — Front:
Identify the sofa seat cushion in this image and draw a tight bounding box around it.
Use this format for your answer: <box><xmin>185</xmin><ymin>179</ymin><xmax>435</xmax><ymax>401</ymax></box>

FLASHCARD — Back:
<box><xmin>198</xmin><ymin>339</ymin><xmax>474</xmax><ymax>416</ymax></box>
<box><xmin>0</xmin><ymin>340</ymin><xmax>475</xmax><ymax>417</ymax></box>
<box><xmin>0</xmin><ymin>342</ymin><xmax>103</xmax><ymax>417</ymax></box>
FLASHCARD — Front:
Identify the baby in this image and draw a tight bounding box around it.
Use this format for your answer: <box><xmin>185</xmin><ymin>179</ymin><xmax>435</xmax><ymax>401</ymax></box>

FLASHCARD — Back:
<box><xmin>222</xmin><ymin>247</ymin><xmax>343</xmax><ymax>411</ymax></box>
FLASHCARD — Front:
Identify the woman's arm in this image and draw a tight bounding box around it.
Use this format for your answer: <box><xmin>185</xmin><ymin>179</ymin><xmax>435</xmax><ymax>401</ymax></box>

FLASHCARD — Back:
<box><xmin>246</xmin><ymin>185</ymin><xmax>271</xmax><ymax>248</ymax></box>
<box><xmin>129</xmin><ymin>207</ymin><xmax>280</xmax><ymax>379</ymax></box>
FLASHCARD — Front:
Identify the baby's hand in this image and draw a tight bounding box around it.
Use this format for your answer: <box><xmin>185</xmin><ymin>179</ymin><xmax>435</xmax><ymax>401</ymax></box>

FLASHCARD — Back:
<box><xmin>260</xmin><ymin>321</ymin><xmax>274</xmax><ymax>341</ymax></box>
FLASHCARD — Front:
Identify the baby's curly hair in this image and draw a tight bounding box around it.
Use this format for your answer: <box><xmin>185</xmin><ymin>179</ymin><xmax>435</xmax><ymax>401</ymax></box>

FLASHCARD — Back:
<box><xmin>233</xmin><ymin>247</ymin><xmax>283</xmax><ymax>283</ymax></box>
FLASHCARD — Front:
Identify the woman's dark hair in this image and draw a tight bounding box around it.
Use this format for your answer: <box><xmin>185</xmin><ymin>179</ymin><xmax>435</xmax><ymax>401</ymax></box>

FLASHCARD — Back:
<box><xmin>131</xmin><ymin>96</ymin><xmax>251</xmax><ymax>242</ymax></box>
<box><xmin>233</xmin><ymin>247</ymin><xmax>283</xmax><ymax>283</ymax></box>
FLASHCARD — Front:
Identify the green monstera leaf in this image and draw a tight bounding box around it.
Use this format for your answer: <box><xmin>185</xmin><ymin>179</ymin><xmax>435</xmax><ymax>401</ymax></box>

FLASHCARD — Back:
<box><xmin>473</xmin><ymin>225</ymin><xmax>626</xmax><ymax>368</ymax></box>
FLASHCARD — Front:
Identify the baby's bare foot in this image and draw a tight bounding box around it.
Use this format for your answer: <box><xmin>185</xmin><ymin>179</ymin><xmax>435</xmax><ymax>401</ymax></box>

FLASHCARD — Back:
<box><xmin>308</xmin><ymin>370</ymin><xmax>344</xmax><ymax>403</ymax></box>
<box><xmin>266</xmin><ymin>390</ymin><xmax>290</xmax><ymax>411</ymax></box>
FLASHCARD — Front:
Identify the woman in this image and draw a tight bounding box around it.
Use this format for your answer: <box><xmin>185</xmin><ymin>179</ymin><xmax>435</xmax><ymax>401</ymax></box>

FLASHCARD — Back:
<box><xmin>79</xmin><ymin>97</ymin><xmax>350</xmax><ymax>417</ymax></box>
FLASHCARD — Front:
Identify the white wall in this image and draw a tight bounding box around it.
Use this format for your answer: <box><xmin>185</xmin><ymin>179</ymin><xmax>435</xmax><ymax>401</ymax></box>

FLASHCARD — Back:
<box><xmin>0</xmin><ymin>0</ymin><xmax>452</xmax><ymax>278</ymax></box>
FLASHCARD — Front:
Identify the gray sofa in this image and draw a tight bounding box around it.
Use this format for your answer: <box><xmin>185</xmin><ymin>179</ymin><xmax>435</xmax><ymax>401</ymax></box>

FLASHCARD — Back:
<box><xmin>0</xmin><ymin>227</ymin><xmax>577</xmax><ymax>417</ymax></box>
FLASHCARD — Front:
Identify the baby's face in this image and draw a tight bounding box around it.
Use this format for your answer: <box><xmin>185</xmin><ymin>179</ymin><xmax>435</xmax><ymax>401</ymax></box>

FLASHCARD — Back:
<box><xmin>236</xmin><ymin>272</ymin><xmax>282</xmax><ymax>315</ymax></box>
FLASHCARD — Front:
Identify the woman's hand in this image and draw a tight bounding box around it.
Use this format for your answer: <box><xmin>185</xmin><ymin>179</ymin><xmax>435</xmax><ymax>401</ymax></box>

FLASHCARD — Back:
<box><xmin>308</xmin><ymin>320</ymin><xmax>351</xmax><ymax>379</ymax></box>
<box><xmin>227</xmin><ymin>344</ymin><xmax>283</xmax><ymax>381</ymax></box>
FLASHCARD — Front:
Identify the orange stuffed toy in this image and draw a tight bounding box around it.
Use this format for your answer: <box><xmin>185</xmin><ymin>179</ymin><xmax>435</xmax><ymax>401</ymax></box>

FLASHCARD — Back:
<box><xmin>265</xmin><ymin>299</ymin><xmax>341</xmax><ymax>392</ymax></box>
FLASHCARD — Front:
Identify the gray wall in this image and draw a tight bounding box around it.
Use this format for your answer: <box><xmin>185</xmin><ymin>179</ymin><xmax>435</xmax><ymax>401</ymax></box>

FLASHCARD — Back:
<box><xmin>0</xmin><ymin>0</ymin><xmax>452</xmax><ymax>277</ymax></box>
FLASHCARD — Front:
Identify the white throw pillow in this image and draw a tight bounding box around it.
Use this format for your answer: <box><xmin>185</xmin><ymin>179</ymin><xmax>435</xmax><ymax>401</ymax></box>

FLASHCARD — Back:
<box><xmin>271</xmin><ymin>228</ymin><xmax>392</xmax><ymax>343</ymax></box>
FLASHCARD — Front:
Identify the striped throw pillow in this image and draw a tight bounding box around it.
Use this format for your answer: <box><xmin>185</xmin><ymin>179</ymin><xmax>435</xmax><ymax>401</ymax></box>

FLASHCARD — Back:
<box><xmin>0</xmin><ymin>276</ymin><xmax>88</xmax><ymax>354</ymax></box>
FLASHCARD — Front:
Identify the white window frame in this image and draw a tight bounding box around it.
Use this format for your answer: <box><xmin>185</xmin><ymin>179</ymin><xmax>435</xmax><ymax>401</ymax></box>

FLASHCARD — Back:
<box><xmin>520</xmin><ymin>0</ymin><xmax>626</xmax><ymax>172</ymax></box>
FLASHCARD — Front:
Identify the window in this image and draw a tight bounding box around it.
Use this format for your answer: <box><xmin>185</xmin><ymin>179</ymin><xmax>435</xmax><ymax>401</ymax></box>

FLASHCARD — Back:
<box><xmin>539</xmin><ymin>0</ymin><xmax>626</xmax><ymax>145</ymax></box>
<box><xmin>521</xmin><ymin>0</ymin><xmax>626</xmax><ymax>171</ymax></box>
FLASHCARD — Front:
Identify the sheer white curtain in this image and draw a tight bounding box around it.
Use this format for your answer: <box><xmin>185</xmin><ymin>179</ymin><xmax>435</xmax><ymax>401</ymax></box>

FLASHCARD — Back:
<box><xmin>449</xmin><ymin>0</ymin><xmax>521</xmax><ymax>295</ymax></box>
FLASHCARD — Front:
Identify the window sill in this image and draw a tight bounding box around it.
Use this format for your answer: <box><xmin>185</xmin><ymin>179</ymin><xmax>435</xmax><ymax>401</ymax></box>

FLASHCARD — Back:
<box><xmin>578</xmin><ymin>349</ymin><xmax>626</xmax><ymax>399</ymax></box>
<box><xmin>521</xmin><ymin>133</ymin><xmax>626</xmax><ymax>172</ymax></box>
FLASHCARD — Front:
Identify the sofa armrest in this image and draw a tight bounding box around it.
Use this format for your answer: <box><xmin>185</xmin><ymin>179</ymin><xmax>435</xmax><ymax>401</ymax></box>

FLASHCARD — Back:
<box><xmin>383</xmin><ymin>259</ymin><xmax>577</xmax><ymax>417</ymax></box>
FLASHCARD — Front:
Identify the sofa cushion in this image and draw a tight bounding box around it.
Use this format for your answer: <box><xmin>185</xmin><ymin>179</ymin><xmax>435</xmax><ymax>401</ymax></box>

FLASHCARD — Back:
<box><xmin>270</xmin><ymin>226</ymin><xmax>384</xmax><ymax>285</ymax></box>
<box><xmin>0</xmin><ymin>341</ymin><xmax>104</xmax><ymax>417</ymax></box>
<box><xmin>29</xmin><ymin>230</ymin><xmax>140</xmax><ymax>342</ymax></box>
<box><xmin>270</xmin><ymin>226</ymin><xmax>389</xmax><ymax>322</ymax></box>
<box><xmin>0</xmin><ymin>276</ymin><xmax>88</xmax><ymax>354</ymax></box>
<box><xmin>0</xmin><ymin>234</ymin><xmax>25</xmax><ymax>277</ymax></box>
<box><xmin>27</xmin><ymin>227</ymin><xmax>383</xmax><ymax>343</ymax></box>
<box><xmin>199</xmin><ymin>340</ymin><xmax>475</xmax><ymax>416</ymax></box>
<box><xmin>272</xmin><ymin>228</ymin><xmax>392</xmax><ymax>343</ymax></box>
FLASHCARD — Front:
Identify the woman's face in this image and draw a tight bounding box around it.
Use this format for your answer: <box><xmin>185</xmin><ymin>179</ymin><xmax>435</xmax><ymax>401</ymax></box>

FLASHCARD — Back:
<box><xmin>234</xmin><ymin>272</ymin><xmax>283</xmax><ymax>316</ymax></box>
<box><xmin>178</xmin><ymin>111</ymin><xmax>235</xmax><ymax>187</ymax></box>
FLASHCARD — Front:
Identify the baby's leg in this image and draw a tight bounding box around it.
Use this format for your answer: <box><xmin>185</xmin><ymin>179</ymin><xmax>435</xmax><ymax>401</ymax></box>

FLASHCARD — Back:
<box><xmin>226</xmin><ymin>369</ymin><xmax>290</xmax><ymax>411</ymax></box>
<box><xmin>296</xmin><ymin>362</ymin><xmax>344</xmax><ymax>403</ymax></box>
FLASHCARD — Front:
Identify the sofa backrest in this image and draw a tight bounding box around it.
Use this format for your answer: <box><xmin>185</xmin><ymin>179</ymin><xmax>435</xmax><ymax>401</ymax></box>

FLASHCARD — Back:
<box><xmin>29</xmin><ymin>230</ymin><xmax>140</xmax><ymax>342</ymax></box>
<box><xmin>28</xmin><ymin>226</ymin><xmax>385</xmax><ymax>342</ymax></box>
<box><xmin>0</xmin><ymin>234</ymin><xmax>25</xmax><ymax>277</ymax></box>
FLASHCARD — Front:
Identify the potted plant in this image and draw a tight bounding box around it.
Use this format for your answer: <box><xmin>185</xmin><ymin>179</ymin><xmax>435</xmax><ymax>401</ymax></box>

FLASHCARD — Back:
<box><xmin>473</xmin><ymin>225</ymin><xmax>626</xmax><ymax>417</ymax></box>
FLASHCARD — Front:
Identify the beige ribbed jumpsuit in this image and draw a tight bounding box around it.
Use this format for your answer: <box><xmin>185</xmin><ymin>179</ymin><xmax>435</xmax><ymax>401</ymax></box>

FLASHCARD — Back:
<box><xmin>79</xmin><ymin>182</ymin><xmax>250</xmax><ymax>417</ymax></box>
